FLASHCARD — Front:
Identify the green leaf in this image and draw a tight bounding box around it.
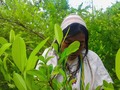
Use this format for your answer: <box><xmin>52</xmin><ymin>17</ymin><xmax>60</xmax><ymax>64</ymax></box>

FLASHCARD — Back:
<box><xmin>48</xmin><ymin>64</ymin><xmax>53</xmax><ymax>75</ymax></box>
<box><xmin>26</xmin><ymin>56</ymin><xmax>38</xmax><ymax>71</ymax></box>
<box><xmin>59</xmin><ymin>68</ymin><xmax>66</xmax><ymax>81</ymax></box>
<box><xmin>12</xmin><ymin>37</ymin><xmax>27</xmax><ymax>73</ymax></box>
<box><xmin>85</xmin><ymin>83</ymin><xmax>90</xmax><ymax>90</ymax></box>
<box><xmin>13</xmin><ymin>72</ymin><xmax>27</xmax><ymax>90</ymax></box>
<box><xmin>58</xmin><ymin>41</ymin><xmax>80</xmax><ymax>64</ymax></box>
<box><xmin>115</xmin><ymin>48</ymin><xmax>120</xmax><ymax>80</ymax></box>
<box><xmin>9</xmin><ymin>30</ymin><xmax>15</xmax><ymax>43</ymax></box>
<box><xmin>52</xmin><ymin>43</ymin><xmax>58</xmax><ymax>53</ymax></box>
<box><xmin>95</xmin><ymin>86</ymin><xmax>101</xmax><ymax>90</ymax></box>
<box><xmin>51</xmin><ymin>66</ymin><xmax>60</xmax><ymax>76</ymax></box>
<box><xmin>0</xmin><ymin>59</ymin><xmax>11</xmax><ymax>81</ymax></box>
<box><xmin>0</xmin><ymin>43</ymin><xmax>11</xmax><ymax>57</ymax></box>
<box><xmin>52</xmin><ymin>79</ymin><xmax>62</xmax><ymax>90</ymax></box>
<box><xmin>103</xmin><ymin>80</ymin><xmax>109</xmax><ymax>87</ymax></box>
<box><xmin>45</xmin><ymin>56</ymin><xmax>54</xmax><ymax>64</ymax></box>
<box><xmin>0</xmin><ymin>37</ymin><xmax>8</xmax><ymax>45</ymax></box>
<box><xmin>38</xmin><ymin>55</ymin><xmax>45</xmax><ymax>64</ymax></box>
<box><xmin>3</xmin><ymin>53</ymin><xmax>8</xmax><ymax>72</ymax></box>
<box><xmin>54</xmin><ymin>24</ymin><xmax>63</xmax><ymax>45</ymax></box>
<box><xmin>26</xmin><ymin>38</ymin><xmax>49</xmax><ymax>71</ymax></box>
<box><xmin>27</xmin><ymin>70</ymin><xmax>47</xmax><ymax>81</ymax></box>
<box><xmin>66</xmin><ymin>41</ymin><xmax>80</xmax><ymax>56</ymax></box>
<box><xmin>103</xmin><ymin>80</ymin><xmax>114</xmax><ymax>90</ymax></box>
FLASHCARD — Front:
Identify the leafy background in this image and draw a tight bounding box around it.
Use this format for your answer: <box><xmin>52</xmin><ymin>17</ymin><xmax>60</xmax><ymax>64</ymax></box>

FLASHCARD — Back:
<box><xmin>0</xmin><ymin>0</ymin><xmax>120</xmax><ymax>89</ymax></box>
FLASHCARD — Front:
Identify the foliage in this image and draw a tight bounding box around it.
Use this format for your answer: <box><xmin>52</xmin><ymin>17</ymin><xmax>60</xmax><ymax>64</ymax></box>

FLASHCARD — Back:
<box><xmin>0</xmin><ymin>0</ymin><xmax>120</xmax><ymax>89</ymax></box>
<box><xmin>0</xmin><ymin>29</ymin><xmax>49</xmax><ymax>90</ymax></box>
<box><xmin>81</xmin><ymin>2</ymin><xmax>120</xmax><ymax>89</ymax></box>
<box><xmin>0</xmin><ymin>27</ymin><xmax>80</xmax><ymax>90</ymax></box>
<box><xmin>0</xmin><ymin>26</ymin><xmax>115</xmax><ymax>90</ymax></box>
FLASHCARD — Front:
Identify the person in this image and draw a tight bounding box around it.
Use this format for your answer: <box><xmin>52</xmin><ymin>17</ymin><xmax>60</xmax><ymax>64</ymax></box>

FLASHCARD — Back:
<box><xmin>36</xmin><ymin>14</ymin><xmax>113</xmax><ymax>90</ymax></box>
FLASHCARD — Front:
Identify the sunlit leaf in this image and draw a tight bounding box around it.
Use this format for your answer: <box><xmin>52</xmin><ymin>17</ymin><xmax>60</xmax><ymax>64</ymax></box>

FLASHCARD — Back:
<box><xmin>58</xmin><ymin>41</ymin><xmax>80</xmax><ymax>64</ymax></box>
<box><xmin>0</xmin><ymin>37</ymin><xmax>8</xmax><ymax>45</ymax></box>
<box><xmin>115</xmin><ymin>48</ymin><xmax>120</xmax><ymax>80</ymax></box>
<box><xmin>26</xmin><ymin>38</ymin><xmax>49</xmax><ymax>71</ymax></box>
<box><xmin>9</xmin><ymin>30</ymin><xmax>15</xmax><ymax>43</ymax></box>
<box><xmin>0</xmin><ymin>43</ymin><xmax>11</xmax><ymax>57</ymax></box>
<box><xmin>27</xmin><ymin>70</ymin><xmax>47</xmax><ymax>81</ymax></box>
<box><xmin>12</xmin><ymin>37</ymin><xmax>27</xmax><ymax>73</ymax></box>
<box><xmin>54</xmin><ymin>24</ymin><xmax>63</xmax><ymax>45</ymax></box>
<box><xmin>13</xmin><ymin>72</ymin><xmax>27</xmax><ymax>90</ymax></box>
<box><xmin>66</xmin><ymin>41</ymin><xmax>80</xmax><ymax>56</ymax></box>
<box><xmin>103</xmin><ymin>80</ymin><xmax>114</xmax><ymax>90</ymax></box>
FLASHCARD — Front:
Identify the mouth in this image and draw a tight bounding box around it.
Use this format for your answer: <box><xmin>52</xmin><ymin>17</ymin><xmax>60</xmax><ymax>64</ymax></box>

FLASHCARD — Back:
<box><xmin>70</xmin><ymin>53</ymin><xmax>78</xmax><ymax>56</ymax></box>
<box><xmin>69</xmin><ymin>54</ymin><xmax>77</xmax><ymax>58</ymax></box>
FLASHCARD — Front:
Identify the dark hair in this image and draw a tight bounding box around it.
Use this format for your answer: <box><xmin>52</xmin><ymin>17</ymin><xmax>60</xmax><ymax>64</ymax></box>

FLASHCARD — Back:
<box><xmin>63</xmin><ymin>23</ymin><xmax>89</xmax><ymax>56</ymax></box>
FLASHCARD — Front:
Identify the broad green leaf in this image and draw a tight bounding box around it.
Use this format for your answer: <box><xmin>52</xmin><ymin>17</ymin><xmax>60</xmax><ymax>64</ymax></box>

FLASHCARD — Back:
<box><xmin>27</xmin><ymin>70</ymin><xmax>47</xmax><ymax>81</ymax></box>
<box><xmin>59</xmin><ymin>41</ymin><xmax>80</xmax><ymax>64</ymax></box>
<box><xmin>25</xmin><ymin>75</ymin><xmax>33</xmax><ymax>90</ymax></box>
<box><xmin>0</xmin><ymin>37</ymin><xmax>8</xmax><ymax>45</ymax></box>
<box><xmin>66</xmin><ymin>41</ymin><xmax>80</xmax><ymax>56</ymax></box>
<box><xmin>26</xmin><ymin>56</ymin><xmax>38</xmax><ymax>71</ymax></box>
<box><xmin>13</xmin><ymin>72</ymin><xmax>27</xmax><ymax>90</ymax></box>
<box><xmin>0</xmin><ymin>43</ymin><xmax>11</xmax><ymax>57</ymax></box>
<box><xmin>9</xmin><ymin>30</ymin><xmax>15</xmax><ymax>43</ymax></box>
<box><xmin>54</xmin><ymin>24</ymin><xmax>63</xmax><ymax>45</ymax></box>
<box><xmin>12</xmin><ymin>37</ymin><xmax>27</xmax><ymax>73</ymax></box>
<box><xmin>26</xmin><ymin>38</ymin><xmax>49</xmax><ymax>71</ymax></box>
<box><xmin>115</xmin><ymin>48</ymin><xmax>120</xmax><ymax>80</ymax></box>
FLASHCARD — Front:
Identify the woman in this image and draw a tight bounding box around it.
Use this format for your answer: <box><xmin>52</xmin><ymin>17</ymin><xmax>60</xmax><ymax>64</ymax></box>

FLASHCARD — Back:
<box><xmin>36</xmin><ymin>14</ymin><xmax>113</xmax><ymax>90</ymax></box>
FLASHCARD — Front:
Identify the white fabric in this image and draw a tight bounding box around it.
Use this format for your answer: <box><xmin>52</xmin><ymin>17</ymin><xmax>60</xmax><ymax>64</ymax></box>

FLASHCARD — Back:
<box><xmin>36</xmin><ymin>48</ymin><xmax>113</xmax><ymax>90</ymax></box>
<box><xmin>61</xmin><ymin>14</ymin><xmax>86</xmax><ymax>30</ymax></box>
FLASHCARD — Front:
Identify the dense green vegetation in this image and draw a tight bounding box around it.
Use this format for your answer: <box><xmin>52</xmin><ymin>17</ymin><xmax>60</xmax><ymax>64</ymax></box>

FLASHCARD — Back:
<box><xmin>0</xmin><ymin>0</ymin><xmax>120</xmax><ymax>90</ymax></box>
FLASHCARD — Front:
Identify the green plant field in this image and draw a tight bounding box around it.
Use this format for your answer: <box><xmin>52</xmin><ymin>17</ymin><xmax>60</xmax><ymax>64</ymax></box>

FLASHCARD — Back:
<box><xmin>0</xmin><ymin>0</ymin><xmax>120</xmax><ymax>90</ymax></box>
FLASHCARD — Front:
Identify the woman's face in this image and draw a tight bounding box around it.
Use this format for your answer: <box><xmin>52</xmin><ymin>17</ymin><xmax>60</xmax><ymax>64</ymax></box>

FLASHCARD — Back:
<box><xmin>61</xmin><ymin>32</ymin><xmax>85</xmax><ymax>61</ymax></box>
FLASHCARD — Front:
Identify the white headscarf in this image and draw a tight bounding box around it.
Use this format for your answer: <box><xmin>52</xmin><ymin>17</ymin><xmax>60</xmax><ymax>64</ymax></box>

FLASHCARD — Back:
<box><xmin>61</xmin><ymin>14</ymin><xmax>86</xmax><ymax>30</ymax></box>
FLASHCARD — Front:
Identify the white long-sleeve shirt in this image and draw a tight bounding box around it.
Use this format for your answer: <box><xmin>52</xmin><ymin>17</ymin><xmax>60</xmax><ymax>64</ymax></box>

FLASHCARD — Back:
<box><xmin>36</xmin><ymin>48</ymin><xmax>113</xmax><ymax>90</ymax></box>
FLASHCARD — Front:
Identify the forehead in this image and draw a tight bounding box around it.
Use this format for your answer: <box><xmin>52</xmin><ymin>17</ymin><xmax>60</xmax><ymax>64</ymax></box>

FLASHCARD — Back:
<box><xmin>66</xmin><ymin>33</ymin><xmax>85</xmax><ymax>41</ymax></box>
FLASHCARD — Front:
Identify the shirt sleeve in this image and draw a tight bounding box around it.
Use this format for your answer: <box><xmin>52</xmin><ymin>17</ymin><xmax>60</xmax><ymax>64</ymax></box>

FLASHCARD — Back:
<box><xmin>35</xmin><ymin>48</ymin><xmax>58</xmax><ymax>70</ymax></box>
<box><xmin>92</xmin><ymin>52</ymin><xmax>113</xmax><ymax>89</ymax></box>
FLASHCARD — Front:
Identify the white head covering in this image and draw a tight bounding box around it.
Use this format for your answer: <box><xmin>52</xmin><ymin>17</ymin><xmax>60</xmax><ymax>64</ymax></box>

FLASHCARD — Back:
<box><xmin>61</xmin><ymin>14</ymin><xmax>86</xmax><ymax>30</ymax></box>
